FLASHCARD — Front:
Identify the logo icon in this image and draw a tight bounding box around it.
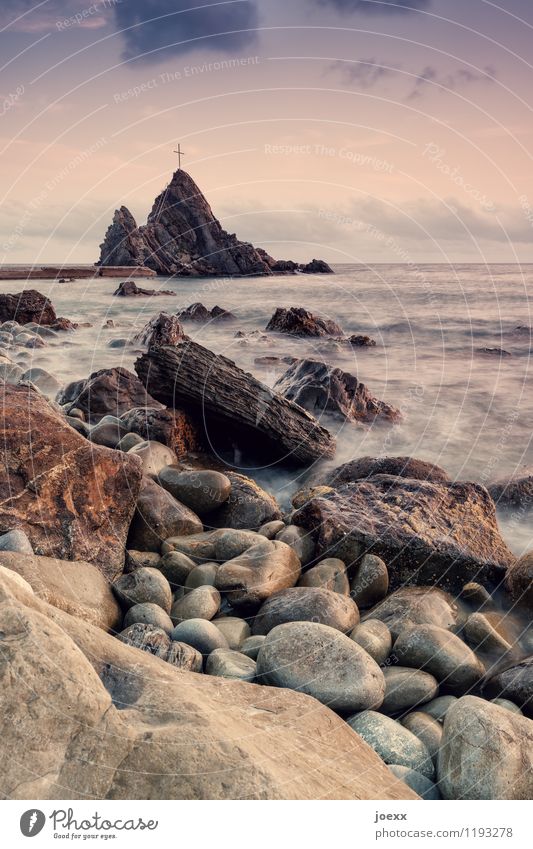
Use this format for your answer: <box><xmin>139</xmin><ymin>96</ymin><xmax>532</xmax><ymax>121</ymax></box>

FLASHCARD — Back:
<box><xmin>20</xmin><ymin>810</ymin><xmax>46</xmax><ymax>837</ymax></box>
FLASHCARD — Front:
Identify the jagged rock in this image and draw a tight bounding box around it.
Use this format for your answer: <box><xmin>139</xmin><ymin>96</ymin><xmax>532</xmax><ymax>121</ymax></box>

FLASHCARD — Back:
<box><xmin>98</xmin><ymin>206</ymin><xmax>148</xmax><ymax>266</ymax></box>
<box><xmin>59</xmin><ymin>366</ymin><xmax>162</xmax><ymax>424</ymax></box>
<box><xmin>266</xmin><ymin>306</ymin><xmax>343</xmax><ymax>337</ymax></box>
<box><xmin>113</xmin><ymin>280</ymin><xmax>173</xmax><ymax>296</ymax></box>
<box><xmin>0</xmin><ymin>384</ymin><xmax>142</xmax><ymax>579</ymax></box>
<box><xmin>294</xmin><ymin>476</ymin><xmax>514</xmax><ymax>592</ymax></box>
<box><xmin>274</xmin><ymin>359</ymin><xmax>401</xmax><ymax>424</ymax></box>
<box><xmin>0</xmin><ymin>289</ymin><xmax>72</xmax><ymax>328</ymax></box>
<box><xmin>178</xmin><ymin>302</ymin><xmax>236</xmax><ymax>322</ymax></box>
<box><xmin>119</xmin><ymin>406</ymin><xmax>202</xmax><ymax>456</ymax></box>
<box><xmin>323</xmin><ymin>456</ymin><xmax>451</xmax><ymax>487</ymax></box>
<box><xmin>133</xmin><ymin>312</ymin><xmax>186</xmax><ymax>348</ymax></box>
<box><xmin>135</xmin><ymin>341</ymin><xmax>335</xmax><ymax>465</ymax></box>
<box><xmin>299</xmin><ymin>259</ymin><xmax>334</xmax><ymax>274</ymax></box>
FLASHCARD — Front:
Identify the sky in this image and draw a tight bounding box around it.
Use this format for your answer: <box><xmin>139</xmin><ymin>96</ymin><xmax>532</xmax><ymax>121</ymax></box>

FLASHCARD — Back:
<box><xmin>1</xmin><ymin>0</ymin><xmax>533</xmax><ymax>264</ymax></box>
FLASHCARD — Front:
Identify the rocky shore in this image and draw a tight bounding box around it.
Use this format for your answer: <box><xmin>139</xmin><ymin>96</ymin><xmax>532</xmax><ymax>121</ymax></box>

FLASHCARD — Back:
<box><xmin>0</xmin><ymin>287</ymin><xmax>532</xmax><ymax>801</ymax></box>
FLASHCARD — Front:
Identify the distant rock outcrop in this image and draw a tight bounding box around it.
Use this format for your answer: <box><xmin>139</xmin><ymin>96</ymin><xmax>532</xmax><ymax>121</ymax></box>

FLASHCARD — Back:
<box><xmin>178</xmin><ymin>302</ymin><xmax>236</xmax><ymax>322</ymax></box>
<box><xmin>98</xmin><ymin>170</ymin><xmax>333</xmax><ymax>278</ymax></box>
<box><xmin>113</xmin><ymin>280</ymin><xmax>173</xmax><ymax>297</ymax></box>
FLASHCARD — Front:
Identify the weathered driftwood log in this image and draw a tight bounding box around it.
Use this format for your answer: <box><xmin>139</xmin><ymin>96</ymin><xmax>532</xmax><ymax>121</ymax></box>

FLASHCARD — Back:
<box><xmin>135</xmin><ymin>341</ymin><xmax>336</xmax><ymax>465</ymax></box>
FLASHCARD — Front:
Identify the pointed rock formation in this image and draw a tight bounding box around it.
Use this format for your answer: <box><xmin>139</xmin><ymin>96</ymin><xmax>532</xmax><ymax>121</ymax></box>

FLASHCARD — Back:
<box><xmin>98</xmin><ymin>206</ymin><xmax>147</xmax><ymax>267</ymax></box>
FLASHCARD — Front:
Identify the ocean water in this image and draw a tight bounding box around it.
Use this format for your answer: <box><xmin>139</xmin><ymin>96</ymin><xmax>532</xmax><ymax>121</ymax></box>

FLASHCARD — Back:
<box><xmin>2</xmin><ymin>262</ymin><xmax>533</xmax><ymax>554</ymax></box>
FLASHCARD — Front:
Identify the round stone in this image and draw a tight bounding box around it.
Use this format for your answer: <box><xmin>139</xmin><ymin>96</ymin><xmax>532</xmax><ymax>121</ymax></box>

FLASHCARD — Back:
<box><xmin>346</xmin><ymin>711</ymin><xmax>434</xmax><ymax>779</ymax></box>
<box><xmin>256</xmin><ymin>621</ymin><xmax>385</xmax><ymax>712</ymax></box>
<box><xmin>89</xmin><ymin>419</ymin><xmax>128</xmax><ymax>449</ymax></box>
<box><xmin>170</xmin><ymin>618</ymin><xmax>229</xmax><ymax>655</ymax></box>
<box><xmin>128</xmin><ymin>477</ymin><xmax>203</xmax><ymax>552</ymax></box>
<box><xmin>258</xmin><ymin>520</ymin><xmax>285</xmax><ymax>539</ymax></box>
<box><xmin>491</xmin><ymin>698</ymin><xmax>523</xmax><ymax>715</ymax></box>
<box><xmin>20</xmin><ymin>368</ymin><xmax>60</xmax><ymax>399</ymax></box>
<box><xmin>124</xmin><ymin>550</ymin><xmax>161</xmax><ymax>572</ymax></box>
<box><xmin>463</xmin><ymin>612</ymin><xmax>513</xmax><ymax>655</ymax></box>
<box><xmin>158</xmin><ymin>550</ymin><xmax>197</xmax><ymax>589</ymax></box>
<box><xmin>123</xmin><ymin>602</ymin><xmax>174</xmax><ymax>634</ymax></box>
<box><xmin>350</xmin><ymin>554</ymin><xmax>389</xmax><ymax>608</ymax></box>
<box><xmin>0</xmin><ymin>528</ymin><xmax>33</xmax><ymax>554</ymax></box>
<box><xmin>252</xmin><ymin>586</ymin><xmax>359</xmax><ymax>636</ymax></box>
<box><xmin>298</xmin><ymin>558</ymin><xmax>349</xmax><ymax>595</ymax></box>
<box><xmin>185</xmin><ymin>563</ymin><xmax>219</xmax><ymax>592</ymax></box>
<box><xmin>400</xmin><ymin>712</ymin><xmax>443</xmax><ymax>762</ymax></box>
<box><xmin>349</xmin><ymin>619</ymin><xmax>392</xmax><ymax>665</ymax></box>
<box><xmin>388</xmin><ymin>765</ymin><xmax>441</xmax><ymax>800</ymax></box>
<box><xmin>241</xmin><ymin>635</ymin><xmax>266</xmax><ymax>660</ymax></box>
<box><xmin>170</xmin><ymin>585</ymin><xmax>221</xmax><ymax>625</ymax></box>
<box><xmin>215</xmin><ymin>540</ymin><xmax>301</xmax><ymax>611</ymax></box>
<box><xmin>129</xmin><ymin>440</ymin><xmax>178</xmax><ymax>476</ymax></box>
<box><xmin>113</xmin><ymin>567</ymin><xmax>172</xmax><ymax>613</ymax></box>
<box><xmin>275</xmin><ymin>524</ymin><xmax>315</xmax><ymax>566</ymax></box>
<box><xmin>418</xmin><ymin>695</ymin><xmax>458</xmax><ymax>722</ymax></box>
<box><xmin>158</xmin><ymin>467</ymin><xmax>232</xmax><ymax>515</ymax></box>
<box><xmin>211</xmin><ymin>616</ymin><xmax>251</xmax><ymax>649</ymax></box>
<box><xmin>381</xmin><ymin>667</ymin><xmax>439</xmax><ymax>716</ymax></box>
<box><xmin>364</xmin><ymin>587</ymin><xmax>466</xmax><ymax>640</ymax></box>
<box><xmin>118</xmin><ymin>432</ymin><xmax>144</xmax><ymax>452</ymax></box>
<box><xmin>393</xmin><ymin>625</ymin><xmax>485</xmax><ymax>692</ymax></box>
<box><xmin>206</xmin><ymin>648</ymin><xmax>256</xmax><ymax>682</ymax></box>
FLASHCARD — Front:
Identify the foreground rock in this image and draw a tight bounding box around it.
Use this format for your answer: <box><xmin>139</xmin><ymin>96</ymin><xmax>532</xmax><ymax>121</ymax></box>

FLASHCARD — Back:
<box><xmin>128</xmin><ymin>477</ymin><xmax>203</xmax><ymax>552</ymax></box>
<box><xmin>132</xmin><ymin>312</ymin><xmax>186</xmax><ymax>348</ymax></box>
<box><xmin>0</xmin><ymin>568</ymin><xmax>415</xmax><ymax>799</ymax></box>
<box><xmin>393</xmin><ymin>625</ymin><xmax>485</xmax><ymax>692</ymax></box>
<box><xmin>438</xmin><ymin>696</ymin><xmax>533</xmax><ymax>799</ymax></box>
<box><xmin>0</xmin><ymin>288</ymin><xmax>73</xmax><ymax>328</ymax></box>
<box><xmin>215</xmin><ymin>540</ymin><xmax>301</xmax><ymax>610</ymax></box>
<box><xmin>135</xmin><ymin>341</ymin><xmax>335</xmax><ymax>464</ymax></box>
<box><xmin>205</xmin><ymin>472</ymin><xmax>281</xmax><ymax>529</ymax></box>
<box><xmin>60</xmin><ymin>366</ymin><xmax>161</xmax><ymax>423</ymax></box>
<box><xmin>0</xmin><ymin>384</ymin><xmax>142</xmax><ymax>579</ymax></box>
<box><xmin>294</xmin><ymin>476</ymin><xmax>514</xmax><ymax>591</ymax></box>
<box><xmin>266</xmin><ymin>307</ymin><xmax>343</xmax><ymax>337</ymax></box>
<box><xmin>158</xmin><ymin>468</ymin><xmax>231</xmax><ymax>515</ymax></box>
<box><xmin>274</xmin><ymin>359</ymin><xmax>401</xmax><ymax>424</ymax></box>
<box><xmin>347</xmin><ymin>712</ymin><xmax>434</xmax><ymax>779</ymax></box>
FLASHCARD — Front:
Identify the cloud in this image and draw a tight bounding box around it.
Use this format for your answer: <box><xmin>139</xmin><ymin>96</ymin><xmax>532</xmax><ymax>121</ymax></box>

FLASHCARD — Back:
<box><xmin>327</xmin><ymin>58</ymin><xmax>397</xmax><ymax>88</ymax></box>
<box><xmin>314</xmin><ymin>0</ymin><xmax>431</xmax><ymax>13</ymax></box>
<box><xmin>407</xmin><ymin>64</ymin><xmax>497</xmax><ymax>100</ymax></box>
<box><xmin>0</xmin><ymin>0</ymin><xmax>112</xmax><ymax>32</ymax></box>
<box><xmin>114</xmin><ymin>0</ymin><xmax>258</xmax><ymax>63</ymax></box>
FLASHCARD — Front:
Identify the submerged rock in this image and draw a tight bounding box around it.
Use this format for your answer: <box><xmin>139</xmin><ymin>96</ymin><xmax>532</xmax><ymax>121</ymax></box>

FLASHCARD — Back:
<box><xmin>266</xmin><ymin>306</ymin><xmax>343</xmax><ymax>337</ymax></box>
<box><xmin>178</xmin><ymin>302</ymin><xmax>236</xmax><ymax>322</ymax></box>
<box><xmin>113</xmin><ymin>280</ymin><xmax>173</xmax><ymax>297</ymax></box>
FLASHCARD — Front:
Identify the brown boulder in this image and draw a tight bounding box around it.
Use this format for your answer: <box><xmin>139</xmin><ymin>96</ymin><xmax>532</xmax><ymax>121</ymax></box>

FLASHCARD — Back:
<box><xmin>489</xmin><ymin>475</ymin><xmax>533</xmax><ymax>510</ymax></box>
<box><xmin>266</xmin><ymin>306</ymin><xmax>342</xmax><ymax>337</ymax></box>
<box><xmin>132</xmin><ymin>312</ymin><xmax>186</xmax><ymax>348</ymax></box>
<box><xmin>59</xmin><ymin>366</ymin><xmax>162</xmax><ymax>423</ymax></box>
<box><xmin>294</xmin><ymin>475</ymin><xmax>515</xmax><ymax>592</ymax></box>
<box><xmin>127</xmin><ymin>477</ymin><xmax>203</xmax><ymax>553</ymax></box>
<box><xmin>505</xmin><ymin>551</ymin><xmax>533</xmax><ymax>612</ymax></box>
<box><xmin>0</xmin><ymin>384</ymin><xmax>142</xmax><ymax>579</ymax></box>
<box><xmin>324</xmin><ymin>456</ymin><xmax>451</xmax><ymax>487</ymax></box>
<box><xmin>0</xmin><ymin>288</ymin><xmax>56</xmax><ymax>325</ymax></box>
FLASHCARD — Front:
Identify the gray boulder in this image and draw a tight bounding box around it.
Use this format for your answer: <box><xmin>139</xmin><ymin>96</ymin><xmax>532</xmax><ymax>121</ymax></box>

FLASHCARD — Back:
<box><xmin>211</xmin><ymin>616</ymin><xmax>251</xmax><ymax>649</ymax></box>
<box><xmin>170</xmin><ymin>618</ymin><xmax>229</xmax><ymax>655</ymax></box>
<box><xmin>364</xmin><ymin>587</ymin><xmax>466</xmax><ymax>641</ymax></box>
<box><xmin>252</xmin><ymin>586</ymin><xmax>359</xmax><ymax>636</ymax></box>
<box><xmin>400</xmin><ymin>711</ymin><xmax>443</xmax><ymax>762</ymax></box>
<box><xmin>350</xmin><ymin>554</ymin><xmax>389</xmax><ymax>608</ymax></box>
<box><xmin>275</xmin><ymin>524</ymin><xmax>315</xmax><ymax>566</ymax></box>
<box><xmin>170</xmin><ymin>585</ymin><xmax>221</xmax><ymax>625</ymax></box>
<box><xmin>123</xmin><ymin>602</ymin><xmax>174</xmax><ymax>634</ymax></box>
<box><xmin>388</xmin><ymin>765</ymin><xmax>441</xmax><ymax>800</ymax></box>
<box><xmin>0</xmin><ymin>529</ymin><xmax>33</xmax><ymax>554</ymax></box>
<box><xmin>381</xmin><ymin>667</ymin><xmax>439</xmax><ymax>716</ymax></box>
<box><xmin>349</xmin><ymin>619</ymin><xmax>392</xmax><ymax>665</ymax></box>
<box><xmin>113</xmin><ymin>566</ymin><xmax>172</xmax><ymax>613</ymax></box>
<box><xmin>393</xmin><ymin>625</ymin><xmax>485</xmax><ymax>692</ymax></box>
<box><xmin>347</xmin><ymin>711</ymin><xmax>434</xmax><ymax>779</ymax></box>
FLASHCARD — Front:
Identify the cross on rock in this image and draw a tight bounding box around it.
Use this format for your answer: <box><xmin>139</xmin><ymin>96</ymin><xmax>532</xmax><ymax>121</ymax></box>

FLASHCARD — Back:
<box><xmin>173</xmin><ymin>143</ymin><xmax>185</xmax><ymax>170</ymax></box>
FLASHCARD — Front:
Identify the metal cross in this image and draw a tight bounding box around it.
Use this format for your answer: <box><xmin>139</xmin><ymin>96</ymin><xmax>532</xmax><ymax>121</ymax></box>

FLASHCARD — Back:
<box><xmin>173</xmin><ymin>143</ymin><xmax>185</xmax><ymax>169</ymax></box>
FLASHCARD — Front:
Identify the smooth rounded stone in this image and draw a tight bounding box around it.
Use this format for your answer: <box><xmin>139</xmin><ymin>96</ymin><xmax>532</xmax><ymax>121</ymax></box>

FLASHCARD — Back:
<box><xmin>206</xmin><ymin>648</ymin><xmax>256</xmax><ymax>682</ymax></box>
<box><xmin>123</xmin><ymin>602</ymin><xmax>174</xmax><ymax>634</ymax></box>
<box><xmin>0</xmin><ymin>362</ymin><xmax>23</xmax><ymax>384</ymax></box>
<box><xmin>68</xmin><ymin>407</ymin><xmax>85</xmax><ymax>421</ymax></box>
<box><xmin>275</xmin><ymin>524</ymin><xmax>315</xmax><ymax>566</ymax></box>
<box><xmin>0</xmin><ymin>528</ymin><xmax>33</xmax><ymax>554</ymax></box>
<box><xmin>252</xmin><ymin>586</ymin><xmax>359</xmax><ymax>636</ymax></box>
<box><xmin>117</xmin><ymin>431</ymin><xmax>144</xmax><ymax>452</ymax></box>
<box><xmin>113</xmin><ymin>567</ymin><xmax>172</xmax><ymax>613</ymax></box>
<box><xmin>170</xmin><ymin>585</ymin><xmax>221</xmax><ymax>625</ymax></box>
<box><xmin>128</xmin><ymin>477</ymin><xmax>203</xmax><ymax>552</ymax></box>
<box><xmin>258</xmin><ymin>520</ymin><xmax>285</xmax><ymax>539</ymax></box>
<box><xmin>170</xmin><ymin>618</ymin><xmax>229</xmax><ymax>655</ymax></box>
<box><xmin>401</xmin><ymin>711</ymin><xmax>443</xmax><ymax>763</ymax></box>
<box><xmin>365</xmin><ymin>587</ymin><xmax>467</xmax><ymax>641</ymax></box>
<box><xmin>166</xmin><ymin>641</ymin><xmax>203</xmax><ymax>671</ymax></box>
<box><xmin>483</xmin><ymin>655</ymin><xmax>533</xmax><ymax>717</ymax></box>
<box><xmin>491</xmin><ymin>698</ymin><xmax>523</xmax><ymax>715</ymax></box>
<box><xmin>211</xmin><ymin>616</ymin><xmax>251</xmax><ymax>649</ymax></box>
<box><xmin>14</xmin><ymin>331</ymin><xmax>36</xmax><ymax>345</ymax></box>
<box><xmin>463</xmin><ymin>612</ymin><xmax>513</xmax><ymax>655</ymax></box>
<box><xmin>124</xmin><ymin>550</ymin><xmax>160</xmax><ymax>572</ymax></box>
<box><xmin>129</xmin><ymin>440</ymin><xmax>178</xmax><ymax>477</ymax></box>
<box><xmin>394</xmin><ymin>625</ymin><xmax>485</xmax><ymax>692</ymax></box>
<box><xmin>460</xmin><ymin>582</ymin><xmax>493</xmax><ymax>608</ymax></box>
<box><xmin>347</xmin><ymin>711</ymin><xmax>435</xmax><ymax>779</ymax></box>
<box><xmin>157</xmin><ymin>550</ymin><xmax>197</xmax><ymax>589</ymax></box>
<box><xmin>216</xmin><ymin>540</ymin><xmax>301</xmax><ymax>611</ymax></box>
<box><xmin>205</xmin><ymin>472</ymin><xmax>281</xmax><ymax>530</ymax></box>
<box><xmin>349</xmin><ymin>619</ymin><xmax>392</xmax><ymax>665</ymax></box>
<box><xmin>162</xmin><ymin>528</ymin><xmax>263</xmax><ymax>563</ymax></box>
<box><xmin>381</xmin><ymin>667</ymin><xmax>439</xmax><ymax>716</ymax></box>
<box><xmin>350</xmin><ymin>554</ymin><xmax>389</xmax><ymax>609</ymax></box>
<box><xmin>118</xmin><ymin>622</ymin><xmax>170</xmax><ymax>659</ymax></box>
<box><xmin>298</xmin><ymin>558</ymin><xmax>349</xmax><ymax>595</ymax></box>
<box><xmin>388</xmin><ymin>765</ymin><xmax>441</xmax><ymax>800</ymax></box>
<box><xmin>89</xmin><ymin>419</ymin><xmax>129</xmax><ymax>449</ymax></box>
<box><xmin>418</xmin><ymin>696</ymin><xmax>458</xmax><ymax>723</ymax></box>
<box><xmin>256</xmin><ymin>621</ymin><xmax>385</xmax><ymax>712</ymax></box>
<box><xmin>158</xmin><ymin>467</ymin><xmax>231</xmax><ymax>515</ymax></box>
<box><xmin>185</xmin><ymin>562</ymin><xmax>219</xmax><ymax>592</ymax></box>
<box><xmin>20</xmin><ymin>368</ymin><xmax>60</xmax><ymax>399</ymax></box>
<box><xmin>66</xmin><ymin>416</ymin><xmax>90</xmax><ymax>436</ymax></box>
<box><xmin>241</xmin><ymin>634</ymin><xmax>266</xmax><ymax>660</ymax></box>
<box><xmin>438</xmin><ymin>696</ymin><xmax>533</xmax><ymax>799</ymax></box>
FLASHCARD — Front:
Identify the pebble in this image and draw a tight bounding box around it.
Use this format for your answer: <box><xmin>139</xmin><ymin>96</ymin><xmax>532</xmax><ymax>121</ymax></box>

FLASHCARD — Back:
<box><xmin>170</xmin><ymin>618</ymin><xmax>229</xmax><ymax>655</ymax></box>
<box><xmin>298</xmin><ymin>558</ymin><xmax>349</xmax><ymax>595</ymax></box>
<box><xmin>347</xmin><ymin>711</ymin><xmax>435</xmax><ymax>779</ymax></box>
<box><xmin>350</xmin><ymin>554</ymin><xmax>389</xmax><ymax>608</ymax></box>
<box><xmin>211</xmin><ymin>616</ymin><xmax>251</xmax><ymax>649</ymax></box>
<box><xmin>388</xmin><ymin>765</ymin><xmax>441</xmax><ymax>800</ymax></box>
<box><xmin>206</xmin><ymin>648</ymin><xmax>256</xmax><ymax>682</ymax></box>
<box><xmin>113</xmin><ymin>567</ymin><xmax>172</xmax><ymax>613</ymax></box>
<box><xmin>252</xmin><ymin>586</ymin><xmax>359</xmax><ymax>635</ymax></box>
<box><xmin>123</xmin><ymin>602</ymin><xmax>174</xmax><ymax>634</ymax></box>
<box><xmin>381</xmin><ymin>667</ymin><xmax>439</xmax><ymax>715</ymax></box>
<box><xmin>158</xmin><ymin>467</ymin><xmax>232</xmax><ymax>515</ymax></box>
<box><xmin>349</xmin><ymin>619</ymin><xmax>392</xmax><ymax>665</ymax></box>
<box><xmin>170</xmin><ymin>585</ymin><xmax>221</xmax><ymax>625</ymax></box>
<box><xmin>158</xmin><ymin>550</ymin><xmax>197</xmax><ymax>589</ymax></box>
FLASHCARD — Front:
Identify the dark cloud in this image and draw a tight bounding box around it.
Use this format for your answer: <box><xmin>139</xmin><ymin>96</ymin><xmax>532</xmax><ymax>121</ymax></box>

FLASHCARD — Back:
<box><xmin>315</xmin><ymin>0</ymin><xmax>431</xmax><ymax>13</ymax></box>
<box><xmin>114</xmin><ymin>0</ymin><xmax>258</xmax><ymax>63</ymax></box>
<box><xmin>407</xmin><ymin>64</ymin><xmax>497</xmax><ymax>99</ymax></box>
<box><xmin>328</xmin><ymin>58</ymin><xmax>397</xmax><ymax>87</ymax></box>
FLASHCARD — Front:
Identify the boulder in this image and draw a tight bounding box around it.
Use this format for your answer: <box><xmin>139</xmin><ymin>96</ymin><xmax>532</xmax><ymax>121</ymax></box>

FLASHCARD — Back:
<box><xmin>170</xmin><ymin>585</ymin><xmax>221</xmax><ymax>625</ymax></box>
<box><xmin>257</xmin><ymin>621</ymin><xmax>385</xmax><ymax>713</ymax></box>
<box><xmin>135</xmin><ymin>341</ymin><xmax>335</xmax><ymax>465</ymax></box>
<box><xmin>206</xmin><ymin>472</ymin><xmax>281</xmax><ymax>529</ymax></box>
<box><xmin>0</xmin><ymin>568</ymin><xmax>417</xmax><ymax>799</ymax></box>
<box><xmin>483</xmin><ymin>656</ymin><xmax>533</xmax><ymax>717</ymax></box>
<box><xmin>158</xmin><ymin>468</ymin><xmax>231</xmax><ymax>515</ymax></box>
<box><xmin>400</xmin><ymin>712</ymin><xmax>443</xmax><ymax>762</ymax></box>
<box><xmin>59</xmin><ymin>366</ymin><xmax>161</xmax><ymax>424</ymax></box>
<box><xmin>393</xmin><ymin>625</ymin><xmax>485</xmax><ymax>692</ymax></box>
<box><xmin>0</xmin><ymin>551</ymin><xmax>121</xmax><ymax>632</ymax></box>
<box><xmin>323</xmin><ymin>455</ymin><xmax>451</xmax><ymax>487</ymax></box>
<box><xmin>299</xmin><ymin>259</ymin><xmax>334</xmax><ymax>274</ymax></box>
<box><xmin>438</xmin><ymin>696</ymin><xmax>533</xmax><ymax>799</ymax></box>
<box><xmin>113</xmin><ymin>566</ymin><xmax>172</xmax><ymax>613</ymax></box>
<box><xmin>0</xmin><ymin>289</ymin><xmax>58</xmax><ymax>325</ymax></box>
<box><xmin>363</xmin><ymin>587</ymin><xmax>466</xmax><ymax>641</ymax></box>
<box><xmin>489</xmin><ymin>474</ymin><xmax>533</xmax><ymax>510</ymax></box>
<box><xmin>127</xmin><ymin>477</ymin><xmax>203</xmax><ymax>552</ymax></box>
<box><xmin>132</xmin><ymin>312</ymin><xmax>186</xmax><ymax>347</ymax></box>
<box><xmin>350</xmin><ymin>554</ymin><xmax>389</xmax><ymax>608</ymax></box>
<box><xmin>505</xmin><ymin>551</ymin><xmax>533</xmax><ymax>613</ymax></box>
<box><xmin>98</xmin><ymin>205</ymin><xmax>150</xmax><ymax>267</ymax></box>
<box><xmin>157</xmin><ymin>550</ymin><xmax>197</xmax><ymax>588</ymax></box>
<box><xmin>347</xmin><ymin>712</ymin><xmax>434</xmax><ymax>779</ymax></box>
<box><xmin>275</xmin><ymin>524</ymin><xmax>315</xmax><ymax>565</ymax></box>
<box><xmin>170</xmin><ymin>618</ymin><xmax>229</xmax><ymax>655</ymax></box>
<box><xmin>274</xmin><ymin>359</ymin><xmax>401</xmax><ymax>424</ymax></box>
<box><xmin>120</xmin><ymin>407</ymin><xmax>201</xmax><ymax>456</ymax></box>
<box><xmin>265</xmin><ymin>306</ymin><xmax>342</xmax><ymax>337</ymax></box>
<box><xmin>349</xmin><ymin>619</ymin><xmax>392</xmax><ymax>665</ymax></box>
<box><xmin>206</xmin><ymin>648</ymin><xmax>256</xmax><ymax>682</ymax></box>
<box><xmin>211</xmin><ymin>616</ymin><xmax>251</xmax><ymax>649</ymax></box>
<box><xmin>0</xmin><ymin>529</ymin><xmax>33</xmax><ymax>554</ymax></box>
<box><xmin>297</xmin><ymin>558</ymin><xmax>349</xmax><ymax>595</ymax></box>
<box><xmin>0</xmin><ymin>383</ymin><xmax>142</xmax><ymax>579</ymax></box>
<box><xmin>252</xmin><ymin>587</ymin><xmax>359</xmax><ymax>636</ymax></box>
<box><xmin>185</xmin><ymin>562</ymin><xmax>219</xmax><ymax>591</ymax></box>
<box><xmin>294</xmin><ymin>476</ymin><xmax>514</xmax><ymax>592</ymax></box>
<box><xmin>387</xmin><ymin>765</ymin><xmax>441</xmax><ymax>800</ymax></box>
<box><xmin>215</xmin><ymin>540</ymin><xmax>301</xmax><ymax>611</ymax></box>
<box><xmin>381</xmin><ymin>667</ymin><xmax>439</xmax><ymax>716</ymax></box>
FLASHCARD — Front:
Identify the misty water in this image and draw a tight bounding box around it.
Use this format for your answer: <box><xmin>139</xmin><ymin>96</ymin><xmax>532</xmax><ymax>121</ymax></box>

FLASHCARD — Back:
<box><xmin>3</xmin><ymin>262</ymin><xmax>533</xmax><ymax>556</ymax></box>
